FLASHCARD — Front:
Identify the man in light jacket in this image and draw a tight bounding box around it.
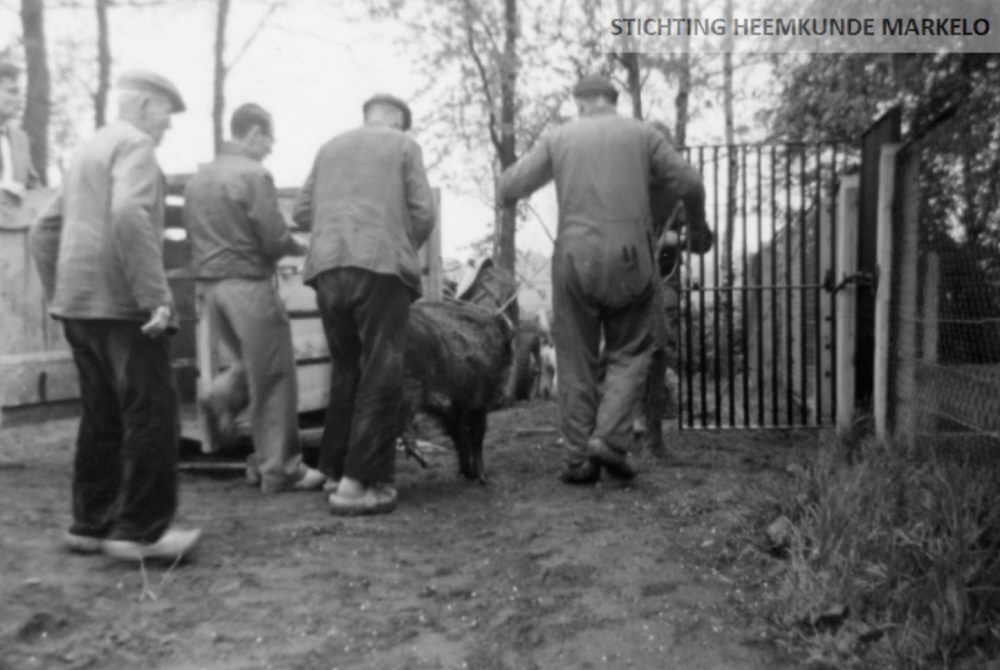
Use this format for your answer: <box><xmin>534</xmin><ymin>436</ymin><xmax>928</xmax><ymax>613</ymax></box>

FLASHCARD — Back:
<box><xmin>30</xmin><ymin>71</ymin><xmax>201</xmax><ymax>562</ymax></box>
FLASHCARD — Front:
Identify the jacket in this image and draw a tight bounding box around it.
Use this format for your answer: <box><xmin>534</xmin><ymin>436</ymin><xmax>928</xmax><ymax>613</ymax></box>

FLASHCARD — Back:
<box><xmin>184</xmin><ymin>142</ymin><xmax>300</xmax><ymax>280</ymax></box>
<box><xmin>499</xmin><ymin>109</ymin><xmax>705</xmax><ymax>308</ymax></box>
<box><xmin>29</xmin><ymin>120</ymin><xmax>173</xmax><ymax>322</ymax></box>
<box><xmin>0</xmin><ymin>124</ymin><xmax>40</xmax><ymax>228</ymax></box>
<box><xmin>292</xmin><ymin>125</ymin><xmax>436</xmax><ymax>294</ymax></box>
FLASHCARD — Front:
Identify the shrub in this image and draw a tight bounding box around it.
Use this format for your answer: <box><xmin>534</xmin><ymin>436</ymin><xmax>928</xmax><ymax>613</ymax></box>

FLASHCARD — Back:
<box><xmin>748</xmin><ymin>431</ymin><xmax>1000</xmax><ymax>669</ymax></box>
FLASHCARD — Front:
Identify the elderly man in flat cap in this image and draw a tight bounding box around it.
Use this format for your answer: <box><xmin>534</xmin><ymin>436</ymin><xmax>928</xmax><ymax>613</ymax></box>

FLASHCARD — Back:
<box><xmin>499</xmin><ymin>75</ymin><xmax>706</xmax><ymax>485</ymax></box>
<box><xmin>293</xmin><ymin>93</ymin><xmax>436</xmax><ymax>516</ymax></box>
<box><xmin>30</xmin><ymin>70</ymin><xmax>201</xmax><ymax>562</ymax></box>
<box><xmin>184</xmin><ymin>103</ymin><xmax>325</xmax><ymax>494</ymax></box>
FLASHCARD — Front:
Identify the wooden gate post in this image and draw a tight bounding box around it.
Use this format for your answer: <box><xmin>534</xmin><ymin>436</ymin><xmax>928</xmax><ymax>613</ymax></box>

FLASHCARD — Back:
<box><xmin>873</xmin><ymin>145</ymin><xmax>900</xmax><ymax>439</ymax></box>
<box><xmin>420</xmin><ymin>188</ymin><xmax>443</xmax><ymax>300</ymax></box>
<box><xmin>835</xmin><ymin>175</ymin><xmax>860</xmax><ymax>434</ymax></box>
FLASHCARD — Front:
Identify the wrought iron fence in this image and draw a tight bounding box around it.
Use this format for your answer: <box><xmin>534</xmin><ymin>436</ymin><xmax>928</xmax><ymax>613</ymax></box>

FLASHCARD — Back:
<box><xmin>676</xmin><ymin>142</ymin><xmax>856</xmax><ymax>429</ymax></box>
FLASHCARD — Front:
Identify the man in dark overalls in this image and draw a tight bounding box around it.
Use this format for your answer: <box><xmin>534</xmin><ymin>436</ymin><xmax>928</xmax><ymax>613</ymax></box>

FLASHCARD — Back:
<box><xmin>499</xmin><ymin>75</ymin><xmax>705</xmax><ymax>484</ymax></box>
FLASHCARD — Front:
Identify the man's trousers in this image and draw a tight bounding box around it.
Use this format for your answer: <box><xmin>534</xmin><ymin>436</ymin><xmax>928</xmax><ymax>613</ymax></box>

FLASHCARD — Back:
<box><xmin>197</xmin><ymin>278</ymin><xmax>306</xmax><ymax>492</ymax></box>
<box><xmin>551</xmin><ymin>253</ymin><xmax>657</xmax><ymax>465</ymax></box>
<box><xmin>313</xmin><ymin>268</ymin><xmax>411</xmax><ymax>485</ymax></box>
<box><xmin>62</xmin><ymin>319</ymin><xmax>178</xmax><ymax>543</ymax></box>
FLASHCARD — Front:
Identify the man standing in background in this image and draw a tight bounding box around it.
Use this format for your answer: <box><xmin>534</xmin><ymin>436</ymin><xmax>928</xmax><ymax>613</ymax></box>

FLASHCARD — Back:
<box><xmin>29</xmin><ymin>71</ymin><xmax>201</xmax><ymax>562</ymax></box>
<box><xmin>0</xmin><ymin>62</ymin><xmax>37</xmax><ymax>223</ymax></box>
<box><xmin>184</xmin><ymin>102</ymin><xmax>325</xmax><ymax>494</ymax></box>
<box><xmin>293</xmin><ymin>93</ymin><xmax>436</xmax><ymax>516</ymax></box>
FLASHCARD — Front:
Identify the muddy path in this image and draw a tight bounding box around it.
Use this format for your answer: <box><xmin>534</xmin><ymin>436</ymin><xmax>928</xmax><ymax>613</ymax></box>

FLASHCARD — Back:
<box><xmin>0</xmin><ymin>402</ymin><xmax>804</xmax><ymax>669</ymax></box>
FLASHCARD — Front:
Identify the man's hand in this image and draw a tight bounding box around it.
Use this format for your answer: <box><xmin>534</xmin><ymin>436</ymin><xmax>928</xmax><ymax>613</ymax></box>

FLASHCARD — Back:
<box><xmin>658</xmin><ymin>230</ymin><xmax>681</xmax><ymax>248</ymax></box>
<box><xmin>141</xmin><ymin>305</ymin><xmax>172</xmax><ymax>337</ymax></box>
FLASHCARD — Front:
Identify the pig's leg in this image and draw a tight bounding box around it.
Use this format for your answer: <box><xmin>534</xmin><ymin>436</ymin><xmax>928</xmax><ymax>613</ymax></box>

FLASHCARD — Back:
<box><xmin>467</xmin><ymin>410</ymin><xmax>489</xmax><ymax>484</ymax></box>
<box><xmin>443</xmin><ymin>410</ymin><xmax>474</xmax><ymax>480</ymax></box>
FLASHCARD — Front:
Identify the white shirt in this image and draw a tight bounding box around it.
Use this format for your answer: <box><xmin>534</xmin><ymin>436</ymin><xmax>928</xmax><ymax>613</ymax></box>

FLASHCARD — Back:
<box><xmin>0</xmin><ymin>124</ymin><xmax>23</xmax><ymax>197</ymax></box>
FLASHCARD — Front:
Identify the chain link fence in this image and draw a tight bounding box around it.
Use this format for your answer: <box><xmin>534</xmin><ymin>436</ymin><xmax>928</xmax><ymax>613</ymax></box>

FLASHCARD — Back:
<box><xmin>889</xmin><ymin>96</ymin><xmax>1000</xmax><ymax>452</ymax></box>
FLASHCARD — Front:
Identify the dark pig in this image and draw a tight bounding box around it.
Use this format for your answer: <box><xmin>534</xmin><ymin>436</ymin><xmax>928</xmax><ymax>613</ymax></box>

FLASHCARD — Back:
<box><xmin>401</xmin><ymin>300</ymin><xmax>516</xmax><ymax>483</ymax></box>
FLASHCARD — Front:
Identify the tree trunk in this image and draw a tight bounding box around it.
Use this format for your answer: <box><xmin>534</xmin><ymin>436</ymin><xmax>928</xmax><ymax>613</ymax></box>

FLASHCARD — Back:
<box><xmin>95</xmin><ymin>0</ymin><xmax>110</xmax><ymax>128</ymax></box>
<box><xmin>212</xmin><ymin>0</ymin><xmax>231</xmax><ymax>154</ymax></box>
<box><xmin>620</xmin><ymin>52</ymin><xmax>642</xmax><ymax>120</ymax></box>
<box><xmin>494</xmin><ymin>0</ymin><xmax>518</xmax><ymax>290</ymax></box>
<box><xmin>722</xmin><ymin>0</ymin><xmax>736</xmax><ymax>288</ymax></box>
<box><xmin>674</xmin><ymin>0</ymin><xmax>690</xmax><ymax>146</ymax></box>
<box><xmin>20</xmin><ymin>0</ymin><xmax>49</xmax><ymax>184</ymax></box>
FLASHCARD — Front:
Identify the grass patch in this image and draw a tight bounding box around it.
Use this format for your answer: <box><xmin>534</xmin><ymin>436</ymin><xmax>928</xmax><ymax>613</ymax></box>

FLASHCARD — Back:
<box><xmin>746</xmin><ymin>431</ymin><xmax>1000</xmax><ymax>669</ymax></box>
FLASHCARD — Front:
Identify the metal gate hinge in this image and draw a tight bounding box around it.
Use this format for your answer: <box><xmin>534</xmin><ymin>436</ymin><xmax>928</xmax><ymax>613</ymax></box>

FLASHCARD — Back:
<box><xmin>823</xmin><ymin>266</ymin><xmax>879</xmax><ymax>295</ymax></box>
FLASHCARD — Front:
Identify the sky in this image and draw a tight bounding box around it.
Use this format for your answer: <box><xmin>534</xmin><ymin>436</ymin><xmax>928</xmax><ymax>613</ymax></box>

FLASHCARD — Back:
<box><xmin>0</xmin><ymin>0</ymin><xmax>777</xmax><ymax>260</ymax></box>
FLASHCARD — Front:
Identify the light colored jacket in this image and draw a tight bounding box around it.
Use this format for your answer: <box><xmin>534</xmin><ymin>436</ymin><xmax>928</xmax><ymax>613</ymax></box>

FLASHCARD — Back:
<box><xmin>499</xmin><ymin>109</ymin><xmax>705</xmax><ymax>307</ymax></box>
<box><xmin>292</xmin><ymin>125</ymin><xmax>436</xmax><ymax>295</ymax></box>
<box><xmin>29</xmin><ymin>120</ymin><xmax>172</xmax><ymax>321</ymax></box>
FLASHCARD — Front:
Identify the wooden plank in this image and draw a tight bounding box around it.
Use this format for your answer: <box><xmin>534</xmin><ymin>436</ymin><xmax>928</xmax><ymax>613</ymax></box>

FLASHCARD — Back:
<box><xmin>873</xmin><ymin>145</ymin><xmax>899</xmax><ymax>439</ymax></box>
<box><xmin>290</xmin><ymin>317</ymin><xmax>329</xmax><ymax>361</ymax></box>
<box><xmin>194</xmin><ymin>284</ymin><xmax>218</xmax><ymax>453</ymax></box>
<box><xmin>276</xmin><ymin>258</ymin><xmax>318</xmax><ymax>314</ymax></box>
<box><xmin>893</xmin><ymin>152</ymin><xmax>922</xmax><ymax>438</ymax></box>
<box><xmin>420</xmin><ymin>188</ymin><xmax>443</xmax><ymax>300</ymax></box>
<box><xmin>0</xmin><ymin>350</ymin><xmax>79</xmax><ymax>407</ymax></box>
<box><xmin>296</xmin><ymin>362</ymin><xmax>330</xmax><ymax>414</ymax></box>
<box><xmin>835</xmin><ymin>176</ymin><xmax>860</xmax><ymax>434</ymax></box>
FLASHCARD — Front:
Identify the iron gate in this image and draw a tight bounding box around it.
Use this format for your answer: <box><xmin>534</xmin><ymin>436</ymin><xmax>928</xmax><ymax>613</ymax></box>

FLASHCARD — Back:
<box><xmin>675</xmin><ymin>142</ymin><xmax>855</xmax><ymax>429</ymax></box>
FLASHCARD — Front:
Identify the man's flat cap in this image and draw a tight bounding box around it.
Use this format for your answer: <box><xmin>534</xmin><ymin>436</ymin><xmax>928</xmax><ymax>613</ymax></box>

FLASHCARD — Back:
<box><xmin>573</xmin><ymin>75</ymin><xmax>618</xmax><ymax>103</ymax></box>
<box><xmin>117</xmin><ymin>70</ymin><xmax>186</xmax><ymax>113</ymax></box>
<box><xmin>363</xmin><ymin>93</ymin><xmax>412</xmax><ymax>131</ymax></box>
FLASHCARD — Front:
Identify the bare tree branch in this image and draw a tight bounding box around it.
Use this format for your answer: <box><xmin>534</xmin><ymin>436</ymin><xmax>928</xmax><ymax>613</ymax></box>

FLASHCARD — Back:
<box><xmin>226</xmin><ymin>0</ymin><xmax>285</xmax><ymax>71</ymax></box>
<box><xmin>463</xmin><ymin>3</ymin><xmax>501</xmax><ymax>155</ymax></box>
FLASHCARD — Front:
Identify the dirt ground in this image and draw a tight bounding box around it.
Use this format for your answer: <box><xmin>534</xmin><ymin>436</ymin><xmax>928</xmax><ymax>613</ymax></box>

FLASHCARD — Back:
<box><xmin>0</xmin><ymin>400</ymin><xmax>810</xmax><ymax>670</ymax></box>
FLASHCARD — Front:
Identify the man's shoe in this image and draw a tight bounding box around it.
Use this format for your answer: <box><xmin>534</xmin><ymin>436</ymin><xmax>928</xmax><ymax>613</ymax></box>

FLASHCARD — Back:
<box><xmin>559</xmin><ymin>460</ymin><xmax>601</xmax><ymax>485</ymax></box>
<box><xmin>291</xmin><ymin>467</ymin><xmax>327</xmax><ymax>491</ymax></box>
<box><xmin>103</xmin><ymin>527</ymin><xmax>202</xmax><ymax>563</ymax></box>
<box><xmin>586</xmin><ymin>438</ymin><xmax>638</xmax><ymax>481</ymax></box>
<box><xmin>328</xmin><ymin>483</ymin><xmax>398</xmax><ymax>516</ymax></box>
<box><xmin>63</xmin><ymin>531</ymin><xmax>103</xmax><ymax>554</ymax></box>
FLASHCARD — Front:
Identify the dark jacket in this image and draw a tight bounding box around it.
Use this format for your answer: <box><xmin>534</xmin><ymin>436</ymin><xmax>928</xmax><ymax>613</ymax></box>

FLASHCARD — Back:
<box><xmin>499</xmin><ymin>109</ymin><xmax>705</xmax><ymax>308</ymax></box>
<box><xmin>184</xmin><ymin>142</ymin><xmax>301</xmax><ymax>279</ymax></box>
<box><xmin>29</xmin><ymin>120</ymin><xmax>172</xmax><ymax>321</ymax></box>
<box><xmin>292</xmin><ymin>125</ymin><xmax>436</xmax><ymax>294</ymax></box>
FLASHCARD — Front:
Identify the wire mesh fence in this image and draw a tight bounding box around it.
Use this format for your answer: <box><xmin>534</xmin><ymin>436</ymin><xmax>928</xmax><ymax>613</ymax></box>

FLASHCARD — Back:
<box><xmin>889</xmin><ymin>96</ymin><xmax>1000</xmax><ymax>451</ymax></box>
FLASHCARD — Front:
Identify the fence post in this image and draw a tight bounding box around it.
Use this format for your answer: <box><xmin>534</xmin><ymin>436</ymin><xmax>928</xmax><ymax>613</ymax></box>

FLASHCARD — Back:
<box><xmin>835</xmin><ymin>175</ymin><xmax>860</xmax><ymax>434</ymax></box>
<box><xmin>873</xmin><ymin>145</ymin><xmax>900</xmax><ymax>439</ymax></box>
<box><xmin>421</xmin><ymin>188</ymin><xmax>443</xmax><ymax>301</ymax></box>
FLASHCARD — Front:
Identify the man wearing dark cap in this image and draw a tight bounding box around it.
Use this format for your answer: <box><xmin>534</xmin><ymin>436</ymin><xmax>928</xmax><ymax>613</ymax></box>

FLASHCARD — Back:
<box><xmin>293</xmin><ymin>93</ymin><xmax>436</xmax><ymax>515</ymax></box>
<box><xmin>184</xmin><ymin>102</ymin><xmax>326</xmax><ymax>494</ymax></box>
<box><xmin>30</xmin><ymin>70</ymin><xmax>201</xmax><ymax>561</ymax></box>
<box><xmin>499</xmin><ymin>74</ymin><xmax>706</xmax><ymax>485</ymax></box>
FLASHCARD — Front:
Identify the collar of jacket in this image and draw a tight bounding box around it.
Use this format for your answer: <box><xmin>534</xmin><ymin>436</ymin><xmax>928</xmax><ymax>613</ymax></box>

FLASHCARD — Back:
<box><xmin>578</xmin><ymin>107</ymin><xmax>618</xmax><ymax>119</ymax></box>
<box><xmin>218</xmin><ymin>141</ymin><xmax>257</xmax><ymax>159</ymax></box>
